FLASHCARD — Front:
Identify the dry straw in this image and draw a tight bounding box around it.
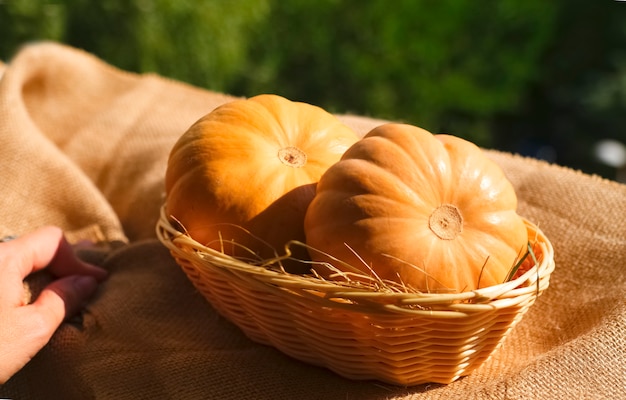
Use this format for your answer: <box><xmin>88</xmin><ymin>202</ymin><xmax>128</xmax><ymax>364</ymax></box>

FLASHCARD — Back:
<box><xmin>156</xmin><ymin>205</ymin><xmax>555</xmax><ymax>386</ymax></box>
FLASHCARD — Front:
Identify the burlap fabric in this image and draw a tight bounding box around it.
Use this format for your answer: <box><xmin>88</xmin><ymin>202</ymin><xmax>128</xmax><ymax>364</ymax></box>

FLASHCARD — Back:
<box><xmin>0</xmin><ymin>42</ymin><xmax>624</xmax><ymax>399</ymax></box>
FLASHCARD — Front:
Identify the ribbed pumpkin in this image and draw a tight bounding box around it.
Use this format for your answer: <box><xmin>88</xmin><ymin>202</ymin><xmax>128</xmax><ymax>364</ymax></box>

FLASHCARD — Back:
<box><xmin>304</xmin><ymin>123</ymin><xmax>528</xmax><ymax>292</ymax></box>
<box><xmin>165</xmin><ymin>94</ymin><xmax>359</xmax><ymax>272</ymax></box>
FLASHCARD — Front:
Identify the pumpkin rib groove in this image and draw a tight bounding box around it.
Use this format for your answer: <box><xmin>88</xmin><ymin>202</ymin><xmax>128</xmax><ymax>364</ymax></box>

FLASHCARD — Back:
<box><xmin>343</xmin><ymin>132</ymin><xmax>452</xmax><ymax>203</ymax></box>
<box><xmin>318</xmin><ymin>158</ymin><xmax>438</xmax><ymax>212</ymax></box>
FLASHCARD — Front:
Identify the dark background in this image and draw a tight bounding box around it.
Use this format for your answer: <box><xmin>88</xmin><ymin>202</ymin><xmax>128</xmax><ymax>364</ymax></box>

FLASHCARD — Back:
<box><xmin>2</xmin><ymin>0</ymin><xmax>625</xmax><ymax>181</ymax></box>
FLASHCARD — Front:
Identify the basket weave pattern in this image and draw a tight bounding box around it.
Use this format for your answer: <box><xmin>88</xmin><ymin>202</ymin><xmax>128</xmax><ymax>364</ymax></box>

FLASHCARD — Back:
<box><xmin>156</xmin><ymin>206</ymin><xmax>555</xmax><ymax>386</ymax></box>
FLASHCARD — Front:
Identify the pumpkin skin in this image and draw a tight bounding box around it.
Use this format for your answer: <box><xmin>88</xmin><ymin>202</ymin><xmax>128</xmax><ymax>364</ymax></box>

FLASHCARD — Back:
<box><xmin>165</xmin><ymin>94</ymin><xmax>359</xmax><ymax>272</ymax></box>
<box><xmin>304</xmin><ymin>123</ymin><xmax>528</xmax><ymax>292</ymax></box>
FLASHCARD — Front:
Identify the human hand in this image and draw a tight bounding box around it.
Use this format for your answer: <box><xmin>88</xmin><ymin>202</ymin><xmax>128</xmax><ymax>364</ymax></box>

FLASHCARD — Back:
<box><xmin>0</xmin><ymin>226</ymin><xmax>108</xmax><ymax>384</ymax></box>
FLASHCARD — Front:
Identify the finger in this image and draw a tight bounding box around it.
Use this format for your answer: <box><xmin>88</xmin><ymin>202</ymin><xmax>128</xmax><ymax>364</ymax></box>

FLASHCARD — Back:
<box><xmin>46</xmin><ymin>236</ymin><xmax>108</xmax><ymax>281</ymax></box>
<box><xmin>29</xmin><ymin>275</ymin><xmax>100</xmax><ymax>329</ymax></box>
<box><xmin>3</xmin><ymin>226</ymin><xmax>107</xmax><ymax>281</ymax></box>
<box><xmin>1</xmin><ymin>226</ymin><xmax>66</xmax><ymax>278</ymax></box>
<box><xmin>0</xmin><ymin>275</ymin><xmax>100</xmax><ymax>384</ymax></box>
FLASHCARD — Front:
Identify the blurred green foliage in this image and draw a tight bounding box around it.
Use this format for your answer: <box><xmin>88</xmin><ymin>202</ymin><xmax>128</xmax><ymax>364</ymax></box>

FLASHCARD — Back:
<box><xmin>235</xmin><ymin>0</ymin><xmax>558</xmax><ymax>146</ymax></box>
<box><xmin>1</xmin><ymin>0</ymin><xmax>625</xmax><ymax>179</ymax></box>
<box><xmin>0</xmin><ymin>0</ymin><xmax>271</xmax><ymax>92</ymax></box>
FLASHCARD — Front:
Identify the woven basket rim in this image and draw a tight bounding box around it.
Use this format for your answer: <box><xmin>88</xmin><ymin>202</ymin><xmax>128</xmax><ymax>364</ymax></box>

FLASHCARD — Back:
<box><xmin>156</xmin><ymin>204</ymin><xmax>555</xmax><ymax>316</ymax></box>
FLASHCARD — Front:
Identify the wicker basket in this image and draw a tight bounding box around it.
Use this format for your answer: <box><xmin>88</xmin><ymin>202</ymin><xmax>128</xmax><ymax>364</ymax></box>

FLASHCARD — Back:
<box><xmin>156</xmin><ymin>205</ymin><xmax>555</xmax><ymax>386</ymax></box>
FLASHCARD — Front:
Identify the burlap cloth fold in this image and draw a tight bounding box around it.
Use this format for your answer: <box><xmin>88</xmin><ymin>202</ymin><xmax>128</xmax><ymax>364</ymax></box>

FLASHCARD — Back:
<box><xmin>0</xmin><ymin>42</ymin><xmax>624</xmax><ymax>400</ymax></box>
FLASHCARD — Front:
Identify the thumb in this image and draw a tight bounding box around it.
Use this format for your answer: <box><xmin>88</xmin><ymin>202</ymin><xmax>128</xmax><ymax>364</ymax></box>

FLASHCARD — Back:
<box><xmin>0</xmin><ymin>276</ymin><xmax>100</xmax><ymax>383</ymax></box>
<box><xmin>33</xmin><ymin>275</ymin><xmax>100</xmax><ymax>327</ymax></box>
<box><xmin>24</xmin><ymin>275</ymin><xmax>98</xmax><ymax>347</ymax></box>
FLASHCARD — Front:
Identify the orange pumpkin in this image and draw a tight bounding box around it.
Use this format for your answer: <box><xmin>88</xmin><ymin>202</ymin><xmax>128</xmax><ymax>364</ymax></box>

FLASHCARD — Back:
<box><xmin>165</xmin><ymin>94</ymin><xmax>359</xmax><ymax>272</ymax></box>
<box><xmin>304</xmin><ymin>123</ymin><xmax>528</xmax><ymax>292</ymax></box>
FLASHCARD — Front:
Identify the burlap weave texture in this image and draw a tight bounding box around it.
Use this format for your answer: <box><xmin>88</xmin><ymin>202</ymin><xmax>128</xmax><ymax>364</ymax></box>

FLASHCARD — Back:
<box><xmin>0</xmin><ymin>42</ymin><xmax>624</xmax><ymax>399</ymax></box>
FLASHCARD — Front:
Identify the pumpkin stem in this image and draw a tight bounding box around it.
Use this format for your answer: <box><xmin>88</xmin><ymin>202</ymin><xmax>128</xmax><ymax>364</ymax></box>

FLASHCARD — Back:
<box><xmin>278</xmin><ymin>146</ymin><xmax>307</xmax><ymax>167</ymax></box>
<box><xmin>429</xmin><ymin>204</ymin><xmax>463</xmax><ymax>240</ymax></box>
